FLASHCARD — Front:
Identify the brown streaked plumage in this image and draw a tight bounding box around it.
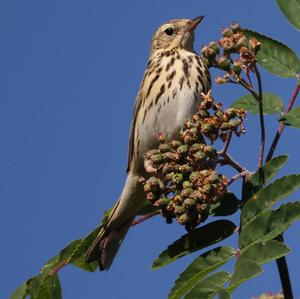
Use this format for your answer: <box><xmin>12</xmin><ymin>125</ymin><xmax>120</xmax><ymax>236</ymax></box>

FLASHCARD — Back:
<box><xmin>85</xmin><ymin>16</ymin><xmax>211</xmax><ymax>270</ymax></box>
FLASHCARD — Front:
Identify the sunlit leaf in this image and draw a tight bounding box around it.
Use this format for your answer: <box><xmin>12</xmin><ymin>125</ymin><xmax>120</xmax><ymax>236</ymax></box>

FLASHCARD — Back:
<box><xmin>29</xmin><ymin>274</ymin><xmax>62</xmax><ymax>299</ymax></box>
<box><xmin>243</xmin><ymin>155</ymin><xmax>288</xmax><ymax>200</ymax></box>
<box><xmin>185</xmin><ymin>272</ymin><xmax>231</xmax><ymax>299</ymax></box>
<box><xmin>241</xmin><ymin>174</ymin><xmax>300</xmax><ymax>226</ymax></box>
<box><xmin>239</xmin><ymin>201</ymin><xmax>300</xmax><ymax>250</ymax></box>
<box><xmin>218</xmin><ymin>288</ymin><xmax>232</xmax><ymax>299</ymax></box>
<box><xmin>151</xmin><ymin>220</ymin><xmax>236</xmax><ymax>270</ymax></box>
<box><xmin>231</xmin><ymin>93</ymin><xmax>283</xmax><ymax>114</ymax></box>
<box><xmin>279</xmin><ymin>106</ymin><xmax>300</xmax><ymax>128</ymax></box>
<box><xmin>228</xmin><ymin>260</ymin><xmax>262</xmax><ymax>292</ymax></box>
<box><xmin>240</xmin><ymin>240</ymin><xmax>290</xmax><ymax>264</ymax></box>
<box><xmin>243</xmin><ymin>29</ymin><xmax>300</xmax><ymax>77</ymax></box>
<box><xmin>276</xmin><ymin>0</ymin><xmax>300</xmax><ymax>30</ymax></box>
<box><xmin>10</xmin><ymin>282</ymin><xmax>28</xmax><ymax>299</ymax></box>
<box><xmin>169</xmin><ymin>246</ymin><xmax>235</xmax><ymax>299</ymax></box>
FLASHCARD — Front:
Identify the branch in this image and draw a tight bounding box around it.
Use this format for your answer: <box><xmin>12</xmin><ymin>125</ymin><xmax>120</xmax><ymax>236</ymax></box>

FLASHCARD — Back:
<box><xmin>266</xmin><ymin>82</ymin><xmax>300</xmax><ymax>162</ymax></box>
<box><xmin>220</xmin><ymin>131</ymin><xmax>233</xmax><ymax>155</ymax></box>
<box><xmin>131</xmin><ymin>211</ymin><xmax>160</xmax><ymax>226</ymax></box>
<box><xmin>253</xmin><ymin>65</ymin><xmax>265</xmax><ymax>168</ymax></box>
<box><xmin>228</xmin><ymin>170</ymin><xmax>251</xmax><ymax>185</ymax></box>
<box><xmin>218</xmin><ymin>152</ymin><xmax>248</xmax><ymax>173</ymax></box>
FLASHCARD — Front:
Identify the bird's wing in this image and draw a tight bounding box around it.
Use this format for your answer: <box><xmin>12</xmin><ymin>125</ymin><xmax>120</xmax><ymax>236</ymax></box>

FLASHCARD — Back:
<box><xmin>126</xmin><ymin>90</ymin><xmax>143</xmax><ymax>173</ymax></box>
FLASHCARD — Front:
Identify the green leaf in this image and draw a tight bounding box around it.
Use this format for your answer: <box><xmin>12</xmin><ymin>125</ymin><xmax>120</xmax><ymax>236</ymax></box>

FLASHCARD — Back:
<box><xmin>239</xmin><ymin>201</ymin><xmax>300</xmax><ymax>250</ymax></box>
<box><xmin>279</xmin><ymin>106</ymin><xmax>300</xmax><ymax>128</ymax></box>
<box><xmin>276</xmin><ymin>0</ymin><xmax>300</xmax><ymax>30</ymax></box>
<box><xmin>151</xmin><ymin>220</ymin><xmax>236</xmax><ymax>270</ymax></box>
<box><xmin>231</xmin><ymin>93</ymin><xmax>283</xmax><ymax>114</ymax></box>
<box><xmin>185</xmin><ymin>272</ymin><xmax>231</xmax><ymax>299</ymax></box>
<box><xmin>10</xmin><ymin>282</ymin><xmax>28</xmax><ymax>299</ymax></box>
<box><xmin>210</xmin><ymin>192</ymin><xmax>239</xmax><ymax>216</ymax></box>
<box><xmin>243</xmin><ymin>29</ymin><xmax>300</xmax><ymax>77</ymax></box>
<box><xmin>243</xmin><ymin>155</ymin><xmax>288</xmax><ymax>200</ymax></box>
<box><xmin>218</xmin><ymin>288</ymin><xmax>232</xmax><ymax>299</ymax></box>
<box><xmin>228</xmin><ymin>260</ymin><xmax>262</xmax><ymax>292</ymax></box>
<box><xmin>240</xmin><ymin>240</ymin><xmax>290</xmax><ymax>265</ymax></box>
<box><xmin>169</xmin><ymin>246</ymin><xmax>235</xmax><ymax>299</ymax></box>
<box><xmin>10</xmin><ymin>226</ymin><xmax>102</xmax><ymax>298</ymax></box>
<box><xmin>71</xmin><ymin>254</ymin><xmax>98</xmax><ymax>272</ymax></box>
<box><xmin>248</xmin><ymin>155</ymin><xmax>288</xmax><ymax>187</ymax></box>
<box><xmin>241</xmin><ymin>174</ymin><xmax>300</xmax><ymax>226</ymax></box>
<box><xmin>29</xmin><ymin>274</ymin><xmax>62</xmax><ymax>299</ymax></box>
<box><xmin>70</xmin><ymin>226</ymin><xmax>101</xmax><ymax>268</ymax></box>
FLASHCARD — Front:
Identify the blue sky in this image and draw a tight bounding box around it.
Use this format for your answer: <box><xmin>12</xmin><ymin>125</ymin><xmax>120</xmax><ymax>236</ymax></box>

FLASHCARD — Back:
<box><xmin>1</xmin><ymin>1</ymin><xmax>300</xmax><ymax>298</ymax></box>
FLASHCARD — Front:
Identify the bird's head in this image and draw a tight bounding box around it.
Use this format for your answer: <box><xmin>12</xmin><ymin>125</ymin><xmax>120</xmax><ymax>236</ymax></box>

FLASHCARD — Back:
<box><xmin>150</xmin><ymin>16</ymin><xmax>204</xmax><ymax>53</ymax></box>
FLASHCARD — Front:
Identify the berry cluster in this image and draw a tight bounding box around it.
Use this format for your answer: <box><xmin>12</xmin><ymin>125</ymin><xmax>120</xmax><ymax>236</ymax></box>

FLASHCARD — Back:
<box><xmin>141</xmin><ymin>92</ymin><xmax>245</xmax><ymax>231</ymax></box>
<box><xmin>201</xmin><ymin>22</ymin><xmax>261</xmax><ymax>82</ymax></box>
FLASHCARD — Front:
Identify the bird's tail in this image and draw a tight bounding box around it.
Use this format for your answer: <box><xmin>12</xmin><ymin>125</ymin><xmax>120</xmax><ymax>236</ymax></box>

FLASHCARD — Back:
<box><xmin>85</xmin><ymin>213</ymin><xmax>134</xmax><ymax>270</ymax></box>
<box><xmin>85</xmin><ymin>173</ymin><xmax>145</xmax><ymax>270</ymax></box>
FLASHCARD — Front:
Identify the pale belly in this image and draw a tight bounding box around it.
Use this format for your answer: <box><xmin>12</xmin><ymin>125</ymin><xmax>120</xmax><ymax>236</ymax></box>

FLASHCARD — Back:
<box><xmin>137</xmin><ymin>86</ymin><xmax>199</xmax><ymax>159</ymax></box>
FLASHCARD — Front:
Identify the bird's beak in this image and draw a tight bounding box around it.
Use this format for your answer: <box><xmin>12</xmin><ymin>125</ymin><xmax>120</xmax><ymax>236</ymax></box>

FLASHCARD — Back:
<box><xmin>185</xmin><ymin>16</ymin><xmax>204</xmax><ymax>32</ymax></box>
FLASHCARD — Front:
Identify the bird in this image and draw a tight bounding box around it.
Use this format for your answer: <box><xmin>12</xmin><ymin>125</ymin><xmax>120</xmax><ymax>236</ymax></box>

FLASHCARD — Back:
<box><xmin>85</xmin><ymin>16</ymin><xmax>211</xmax><ymax>270</ymax></box>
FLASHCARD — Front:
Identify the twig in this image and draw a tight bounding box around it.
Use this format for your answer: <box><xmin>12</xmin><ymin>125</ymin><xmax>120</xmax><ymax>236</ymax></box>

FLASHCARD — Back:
<box><xmin>220</xmin><ymin>131</ymin><xmax>233</xmax><ymax>155</ymax></box>
<box><xmin>253</xmin><ymin>65</ymin><xmax>265</xmax><ymax>168</ymax></box>
<box><xmin>245</xmin><ymin>69</ymin><xmax>253</xmax><ymax>88</ymax></box>
<box><xmin>218</xmin><ymin>152</ymin><xmax>248</xmax><ymax>173</ymax></box>
<box><xmin>266</xmin><ymin>82</ymin><xmax>300</xmax><ymax>162</ymax></box>
<box><xmin>45</xmin><ymin>259</ymin><xmax>69</xmax><ymax>280</ymax></box>
<box><xmin>131</xmin><ymin>211</ymin><xmax>160</xmax><ymax>226</ymax></box>
<box><xmin>228</xmin><ymin>171</ymin><xmax>252</xmax><ymax>185</ymax></box>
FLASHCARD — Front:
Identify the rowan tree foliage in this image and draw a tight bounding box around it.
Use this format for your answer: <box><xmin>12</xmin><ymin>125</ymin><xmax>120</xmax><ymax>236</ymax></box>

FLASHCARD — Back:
<box><xmin>10</xmin><ymin>1</ymin><xmax>300</xmax><ymax>298</ymax></box>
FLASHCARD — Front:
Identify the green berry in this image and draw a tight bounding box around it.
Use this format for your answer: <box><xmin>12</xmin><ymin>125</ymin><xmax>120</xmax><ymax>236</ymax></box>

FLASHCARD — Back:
<box><xmin>189</xmin><ymin>171</ymin><xmax>200</xmax><ymax>182</ymax></box>
<box><xmin>179</xmin><ymin>164</ymin><xmax>193</xmax><ymax>175</ymax></box>
<box><xmin>159</xmin><ymin>143</ymin><xmax>171</xmax><ymax>152</ymax></box>
<box><xmin>204</xmin><ymin>145</ymin><xmax>216</xmax><ymax>155</ymax></box>
<box><xmin>181</xmin><ymin>188</ymin><xmax>193</xmax><ymax>198</ymax></box>
<box><xmin>152</xmin><ymin>154</ymin><xmax>164</xmax><ymax>164</ymax></box>
<box><xmin>174</xmin><ymin>205</ymin><xmax>185</xmax><ymax>216</ymax></box>
<box><xmin>208</xmin><ymin>41</ymin><xmax>220</xmax><ymax>54</ymax></box>
<box><xmin>222</xmin><ymin>28</ymin><xmax>233</xmax><ymax>37</ymax></box>
<box><xmin>220</xmin><ymin>122</ymin><xmax>231</xmax><ymax>131</ymax></box>
<box><xmin>145</xmin><ymin>149</ymin><xmax>160</xmax><ymax>159</ymax></box>
<box><xmin>201</xmin><ymin>123</ymin><xmax>217</xmax><ymax>135</ymax></box>
<box><xmin>193</xmin><ymin>151</ymin><xmax>207</xmax><ymax>161</ymax></box>
<box><xmin>172</xmin><ymin>173</ymin><xmax>183</xmax><ymax>184</ymax></box>
<box><xmin>177</xmin><ymin>144</ymin><xmax>189</xmax><ymax>154</ymax></box>
<box><xmin>183</xmin><ymin>198</ymin><xmax>196</xmax><ymax>208</ymax></box>
<box><xmin>182</xmin><ymin>181</ymin><xmax>192</xmax><ymax>189</ymax></box>
<box><xmin>232</xmin><ymin>62</ymin><xmax>242</xmax><ymax>75</ymax></box>
<box><xmin>189</xmin><ymin>143</ymin><xmax>202</xmax><ymax>153</ymax></box>
<box><xmin>154</xmin><ymin>197</ymin><xmax>170</xmax><ymax>207</ymax></box>
<box><xmin>198</xmin><ymin>109</ymin><xmax>210</xmax><ymax>118</ymax></box>
<box><xmin>218</xmin><ymin>57</ymin><xmax>231</xmax><ymax>71</ymax></box>
<box><xmin>171</xmin><ymin>140</ymin><xmax>182</xmax><ymax>149</ymax></box>
<box><xmin>178</xmin><ymin>213</ymin><xmax>189</xmax><ymax>224</ymax></box>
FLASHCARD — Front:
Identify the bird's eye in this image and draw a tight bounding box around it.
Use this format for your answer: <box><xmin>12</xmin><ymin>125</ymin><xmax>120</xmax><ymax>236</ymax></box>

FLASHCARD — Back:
<box><xmin>164</xmin><ymin>27</ymin><xmax>174</xmax><ymax>36</ymax></box>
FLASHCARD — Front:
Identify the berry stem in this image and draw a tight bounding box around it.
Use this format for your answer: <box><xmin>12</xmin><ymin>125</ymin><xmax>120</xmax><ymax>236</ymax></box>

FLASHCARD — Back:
<box><xmin>266</xmin><ymin>81</ymin><xmax>300</xmax><ymax>162</ymax></box>
<box><xmin>220</xmin><ymin>131</ymin><xmax>233</xmax><ymax>155</ymax></box>
<box><xmin>228</xmin><ymin>170</ymin><xmax>251</xmax><ymax>185</ymax></box>
<box><xmin>131</xmin><ymin>211</ymin><xmax>160</xmax><ymax>226</ymax></box>
<box><xmin>218</xmin><ymin>152</ymin><xmax>248</xmax><ymax>173</ymax></box>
